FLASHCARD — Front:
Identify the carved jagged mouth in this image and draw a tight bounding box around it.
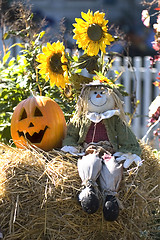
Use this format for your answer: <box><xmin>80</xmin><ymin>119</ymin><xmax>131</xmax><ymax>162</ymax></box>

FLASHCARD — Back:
<box><xmin>18</xmin><ymin>126</ymin><xmax>48</xmax><ymax>143</ymax></box>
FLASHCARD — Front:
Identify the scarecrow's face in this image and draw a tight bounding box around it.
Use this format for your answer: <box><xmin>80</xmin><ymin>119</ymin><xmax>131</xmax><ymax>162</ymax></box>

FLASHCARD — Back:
<box><xmin>87</xmin><ymin>87</ymin><xmax>115</xmax><ymax>113</ymax></box>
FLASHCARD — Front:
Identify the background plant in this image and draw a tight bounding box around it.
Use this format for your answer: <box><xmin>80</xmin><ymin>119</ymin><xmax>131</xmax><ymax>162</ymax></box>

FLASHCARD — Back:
<box><xmin>0</xmin><ymin>1</ymin><xmax>75</xmax><ymax>143</ymax></box>
<box><xmin>141</xmin><ymin>0</ymin><xmax>160</xmax><ymax>147</ymax></box>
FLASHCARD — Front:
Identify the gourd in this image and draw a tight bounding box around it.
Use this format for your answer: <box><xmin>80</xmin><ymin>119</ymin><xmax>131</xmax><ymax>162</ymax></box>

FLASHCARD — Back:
<box><xmin>11</xmin><ymin>95</ymin><xmax>67</xmax><ymax>151</ymax></box>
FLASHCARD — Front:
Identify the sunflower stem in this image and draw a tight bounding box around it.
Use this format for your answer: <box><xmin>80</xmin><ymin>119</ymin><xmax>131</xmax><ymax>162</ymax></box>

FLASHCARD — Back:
<box><xmin>36</xmin><ymin>67</ymin><xmax>42</xmax><ymax>96</ymax></box>
<box><xmin>100</xmin><ymin>51</ymin><xmax>104</xmax><ymax>74</ymax></box>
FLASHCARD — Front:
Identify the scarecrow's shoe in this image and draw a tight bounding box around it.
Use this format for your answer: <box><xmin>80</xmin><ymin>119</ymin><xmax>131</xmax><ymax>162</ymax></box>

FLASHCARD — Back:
<box><xmin>78</xmin><ymin>186</ymin><xmax>99</xmax><ymax>214</ymax></box>
<box><xmin>103</xmin><ymin>195</ymin><xmax>119</xmax><ymax>221</ymax></box>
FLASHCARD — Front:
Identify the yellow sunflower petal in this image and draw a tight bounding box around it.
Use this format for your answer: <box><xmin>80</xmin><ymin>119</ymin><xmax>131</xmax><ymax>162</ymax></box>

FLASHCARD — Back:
<box><xmin>57</xmin><ymin>74</ymin><xmax>65</xmax><ymax>88</ymax></box>
<box><xmin>103</xmin><ymin>19</ymin><xmax>109</xmax><ymax>26</ymax></box>
<box><xmin>50</xmin><ymin>42</ymin><xmax>59</xmax><ymax>53</ymax></box>
<box><xmin>50</xmin><ymin>74</ymin><xmax>56</xmax><ymax>87</ymax></box>
<box><xmin>99</xmin><ymin>41</ymin><xmax>106</xmax><ymax>53</ymax></box>
<box><xmin>36</xmin><ymin>54</ymin><xmax>46</xmax><ymax>63</ymax></box>
<box><xmin>61</xmin><ymin>55</ymin><xmax>67</xmax><ymax>64</ymax></box>
<box><xmin>101</xmin><ymin>26</ymin><xmax>108</xmax><ymax>32</ymax></box>
<box><xmin>45</xmin><ymin>73</ymin><xmax>49</xmax><ymax>81</ymax></box>
<box><xmin>74</xmin><ymin>32</ymin><xmax>89</xmax><ymax>43</ymax></box>
<box><xmin>37</xmin><ymin>62</ymin><xmax>47</xmax><ymax>69</ymax></box>
<box><xmin>94</xmin><ymin>11</ymin><xmax>105</xmax><ymax>24</ymax></box>
<box><xmin>55</xmin><ymin>41</ymin><xmax>62</xmax><ymax>50</ymax></box>
<box><xmin>73</xmin><ymin>24</ymin><xmax>88</xmax><ymax>34</ymax></box>
<box><xmin>63</xmin><ymin>70</ymin><xmax>69</xmax><ymax>82</ymax></box>
<box><xmin>39</xmin><ymin>68</ymin><xmax>48</xmax><ymax>75</ymax></box>
<box><xmin>46</xmin><ymin>42</ymin><xmax>53</xmax><ymax>51</ymax></box>
<box><xmin>58</xmin><ymin>78</ymin><xmax>65</xmax><ymax>88</ymax></box>
<box><xmin>79</xmin><ymin>39</ymin><xmax>89</xmax><ymax>49</ymax></box>
<box><xmin>74</xmin><ymin>18</ymin><xmax>86</xmax><ymax>26</ymax></box>
<box><xmin>103</xmin><ymin>33</ymin><xmax>114</xmax><ymax>44</ymax></box>
<box><xmin>87</xmin><ymin>41</ymin><xmax>99</xmax><ymax>56</ymax></box>
<box><xmin>52</xmin><ymin>73</ymin><xmax>61</xmax><ymax>88</ymax></box>
<box><xmin>81</xmin><ymin>10</ymin><xmax>93</xmax><ymax>22</ymax></box>
<box><xmin>49</xmin><ymin>68</ymin><xmax>67</xmax><ymax>89</ymax></box>
<box><xmin>42</xmin><ymin>46</ymin><xmax>48</xmax><ymax>54</ymax></box>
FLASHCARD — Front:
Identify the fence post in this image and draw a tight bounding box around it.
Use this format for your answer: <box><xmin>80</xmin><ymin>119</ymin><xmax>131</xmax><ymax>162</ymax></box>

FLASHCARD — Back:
<box><xmin>123</xmin><ymin>57</ymin><xmax>132</xmax><ymax>114</ymax></box>
<box><xmin>132</xmin><ymin>56</ymin><xmax>142</xmax><ymax>138</ymax></box>
<box><xmin>143</xmin><ymin>57</ymin><xmax>152</xmax><ymax>132</ymax></box>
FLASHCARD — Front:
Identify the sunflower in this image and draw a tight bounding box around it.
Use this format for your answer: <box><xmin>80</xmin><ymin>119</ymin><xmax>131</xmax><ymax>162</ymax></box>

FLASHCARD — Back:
<box><xmin>93</xmin><ymin>72</ymin><xmax>115</xmax><ymax>87</ymax></box>
<box><xmin>73</xmin><ymin>10</ymin><xmax>114</xmax><ymax>56</ymax></box>
<box><xmin>36</xmin><ymin>41</ymin><xmax>69</xmax><ymax>88</ymax></box>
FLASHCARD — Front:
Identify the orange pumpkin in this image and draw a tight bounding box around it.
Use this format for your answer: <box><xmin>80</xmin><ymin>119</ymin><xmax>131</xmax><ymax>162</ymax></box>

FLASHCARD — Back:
<box><xmin>11</xmin><ymin>95</ymin><xmax>67</xmax><ymax>151</ymax></box>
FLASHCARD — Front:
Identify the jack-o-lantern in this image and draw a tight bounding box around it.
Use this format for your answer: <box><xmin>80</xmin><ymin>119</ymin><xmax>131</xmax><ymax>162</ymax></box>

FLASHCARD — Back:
<box><xmin>11</xmin><ymin>95</ymin><xmax>67</xmax><ymax>151</ymax></box>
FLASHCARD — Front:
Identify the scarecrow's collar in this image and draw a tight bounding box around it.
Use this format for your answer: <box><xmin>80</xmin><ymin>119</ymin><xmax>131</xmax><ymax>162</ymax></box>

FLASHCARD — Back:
<box><xmin>86</xmin><ymin>109</ymin><xmax>120</xmax><ymax>123</ymax></box>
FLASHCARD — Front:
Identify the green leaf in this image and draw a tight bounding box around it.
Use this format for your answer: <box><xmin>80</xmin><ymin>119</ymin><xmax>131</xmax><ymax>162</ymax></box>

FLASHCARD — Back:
<box><xmin>3</xmin><ymin>51</ymin><xmax>11</xmax><ymax>64</ymax></box>
<box><xmin>8</xmin><ymin>43</ymin><xmax>25</xmax><ymax>51</ymax></box>
<box><xmin>72</xmin><ymin>54</ymin><xmax>99</xmax><ymax>74</ymax></box>
<box><xmin>27</xmin><ymin>13</ymin><xmax>33</xmax><ymax>22</ymax></box>
<box><xmin>114</xmin><ymin>70</ymin><xmax>119</xmax><ymax>75</ymax></box>
<box><xmin>39</xmin><ymin>31</ymin><xmax>45</xmax><ymax>39</ymax></box>
<box><xmin>3</xmin><ymin>32</ymin><xmax>9</xmax><ymax>40</ymax></box>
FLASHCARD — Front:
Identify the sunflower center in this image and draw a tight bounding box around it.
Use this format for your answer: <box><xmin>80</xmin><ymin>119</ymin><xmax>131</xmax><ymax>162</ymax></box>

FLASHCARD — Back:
<box><xmin>87</xmin><ymin>24</ymin><xmax>103</xmax><ymax>41</ymax></box>
<box><xmin>49</xmin><ymin>53</ymin><xmax>63</xmax><ymax>73</ymax></box>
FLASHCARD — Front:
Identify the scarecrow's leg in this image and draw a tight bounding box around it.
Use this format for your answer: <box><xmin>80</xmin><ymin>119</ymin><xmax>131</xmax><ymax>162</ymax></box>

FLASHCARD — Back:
<box><xmin>77</xmin><ymin>152</ymin><xmax>102</xmax><ymax>214</ymax></box>
<box><xmin>99</xmin><ymin>154</ymin><xmax>123</xmax><ymax>221</ymax></box>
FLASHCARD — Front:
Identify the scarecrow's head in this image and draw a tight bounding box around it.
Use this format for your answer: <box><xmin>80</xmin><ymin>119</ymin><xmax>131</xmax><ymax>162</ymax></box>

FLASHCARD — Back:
<box><xmin>79</xmin><ymin>81</ymin><xmax>122</xmax><ymax>111</ymax></box>
<box><xmin>87</xmin><ymin>85</ymin><xmax>115</xmax><ymax>113</ymax></box>
<box><xmin>74</xmin><ymin>80</ymin><xmax>127</xmax><ymax>123</ymax></box>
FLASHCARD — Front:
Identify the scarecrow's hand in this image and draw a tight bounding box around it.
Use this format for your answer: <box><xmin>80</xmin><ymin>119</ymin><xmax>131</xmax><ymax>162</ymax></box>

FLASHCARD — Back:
<box><xmin>61</xmin><ymin>145</ymin><xmax>85</xmax><ymax>156</ymax></box>
<box><xmin>61</xmin><ymin>146</ymin><xmax>79</xmax><ymax>155</ymax></box>
<box><xmin>114</xmin><ymin>152</ymin><xmax>142</xmax><ymax>169</ymax></box>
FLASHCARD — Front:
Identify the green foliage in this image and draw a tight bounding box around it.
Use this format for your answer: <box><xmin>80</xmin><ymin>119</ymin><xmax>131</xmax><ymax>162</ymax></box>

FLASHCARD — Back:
<box><xmin>0</xmin><ymin>31</ymin><xmax>75</xmax><ymax>143</ymax></box>
<box><xmin>0</xmin><ymin>53</ymin><xmax>29</xmax><ymax>143</ymax></box>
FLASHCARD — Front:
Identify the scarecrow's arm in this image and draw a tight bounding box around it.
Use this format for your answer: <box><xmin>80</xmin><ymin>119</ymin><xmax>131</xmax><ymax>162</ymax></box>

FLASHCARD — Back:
<box><xmin>113</xmin><ymin>118</ymin><xmax>142</xmax><ymax>168</ymax></box>
<box><xmin>115</xmin><ymin>118</ymin><xmax>142</xmax><ymax>156</ymax></box>
<box><xmin>62</xmin><ymin>121</ymin><xmax>80</xmax><ymax>147</ymax></box>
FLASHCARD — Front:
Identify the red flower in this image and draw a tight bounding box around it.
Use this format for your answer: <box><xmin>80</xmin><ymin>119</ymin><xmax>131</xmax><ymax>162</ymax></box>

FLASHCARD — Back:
<box><xmin>153</xmin><ymin>81</ymin><xmax>160</xmax><ymax>88</ymax></box>
<box><xmin>152</xmin><ymin>41</ymin><xmax>160</xmax><ymax>51</ymax></box>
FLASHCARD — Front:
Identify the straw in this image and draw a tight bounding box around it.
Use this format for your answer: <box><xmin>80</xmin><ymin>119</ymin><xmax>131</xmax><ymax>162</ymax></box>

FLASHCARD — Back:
<box><xmin>0</xmin><ymin>141</ymin><xmax>159</xmax><ymax>240</ymax></box>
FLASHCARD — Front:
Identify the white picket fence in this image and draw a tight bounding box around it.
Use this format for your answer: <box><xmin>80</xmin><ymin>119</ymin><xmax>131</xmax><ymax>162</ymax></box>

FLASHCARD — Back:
<box><xmin>109</xmin><ymin>56</ymin><xmax>160</xmax><ymax>139</ymax></box>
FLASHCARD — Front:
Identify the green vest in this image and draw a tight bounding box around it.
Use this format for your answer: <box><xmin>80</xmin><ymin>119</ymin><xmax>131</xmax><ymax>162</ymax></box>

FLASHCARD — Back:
<box><xmin>63</xmin><ymin>115</ymin><xmax>142</xmax><ymax>156</ymax></box>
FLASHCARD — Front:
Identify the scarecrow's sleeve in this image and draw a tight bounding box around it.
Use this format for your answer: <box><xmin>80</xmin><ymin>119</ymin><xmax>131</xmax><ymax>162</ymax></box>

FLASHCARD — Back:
<box><xmin>115</xmin><ymin>117</ymin><xmax>142</xmax><ymax>156</ymax></box>
<box><xmin>62</xmin><ymin>120</ymin><xmax>80</xmax><ymax>146</ymax></box>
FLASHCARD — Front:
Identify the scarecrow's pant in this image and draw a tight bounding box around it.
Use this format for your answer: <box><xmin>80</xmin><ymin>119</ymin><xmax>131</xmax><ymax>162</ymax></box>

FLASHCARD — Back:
<box><xmin>99</xmin><ymin>156</ymin><xmax>123</xmax><ymax>221</ymax></box>
<box><xmin>77</xmin><ymin>152</ymin><xmax>123</xmax><ymax>221</ymax></box>
<box><xmin>99</xmin><ymin>156</ymin><xmax>123</xmax><ymax>197</ymax></box>
<box><xmin>77</xmin><ymin>153</ymin><xmax>102</xmax><ymax>214</ymax></box>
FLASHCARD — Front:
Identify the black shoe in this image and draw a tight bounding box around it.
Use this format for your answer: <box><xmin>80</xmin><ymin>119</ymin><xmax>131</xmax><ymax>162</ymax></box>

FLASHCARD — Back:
<box><xmin>103</xmin><ymin>195</ymin><xmax>119</xmax><ymax>221</ymax></box>
<box><xmin>78</xmin><ymin>186</ymin><xmax>99</xmax><ymax>214</ymax></box>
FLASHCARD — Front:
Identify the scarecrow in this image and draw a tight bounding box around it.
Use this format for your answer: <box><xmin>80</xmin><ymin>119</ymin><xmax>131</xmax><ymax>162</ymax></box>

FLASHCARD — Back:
<box><xmin>62</xmin><ymin>80</ymin><xmax>142</xmax><ymax>221</ymax></box>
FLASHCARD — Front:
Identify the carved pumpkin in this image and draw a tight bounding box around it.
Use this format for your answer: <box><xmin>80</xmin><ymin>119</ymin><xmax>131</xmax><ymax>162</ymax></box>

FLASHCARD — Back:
<box><xmin>11</xmin><ymin>95</ymin><xmax>67</xmax><ymax>151</ymax></box>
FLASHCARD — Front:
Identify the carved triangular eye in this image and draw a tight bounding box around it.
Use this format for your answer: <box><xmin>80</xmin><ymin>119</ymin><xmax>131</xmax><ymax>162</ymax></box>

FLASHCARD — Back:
<box><xmin>19</xmin><ymin>108</ymin><xmax>27</xmax><ymax>121</ymax></box>
<box><xmin>34</xmin><ymin>107</ymin><xmax>43</xmax><ymax>117</ymax></box>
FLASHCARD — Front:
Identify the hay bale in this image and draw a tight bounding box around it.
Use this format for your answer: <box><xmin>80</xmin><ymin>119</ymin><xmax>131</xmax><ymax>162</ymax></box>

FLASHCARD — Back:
<box><xmin>0</xmin><ymin>142</ymin><xmax>159</xmax><ymax>240</ymax></box>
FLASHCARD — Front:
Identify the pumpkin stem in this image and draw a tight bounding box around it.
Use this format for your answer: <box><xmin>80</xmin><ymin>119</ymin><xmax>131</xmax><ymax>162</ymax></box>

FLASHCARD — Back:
<box><xmin>30</xmin><ymin>89</ymin><xmax>37</xmax><ymax>97</ymax></box>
